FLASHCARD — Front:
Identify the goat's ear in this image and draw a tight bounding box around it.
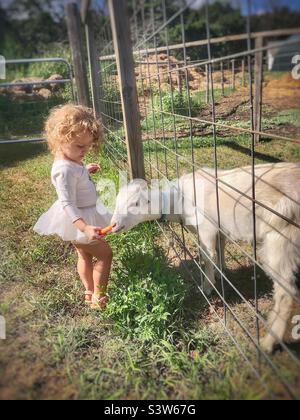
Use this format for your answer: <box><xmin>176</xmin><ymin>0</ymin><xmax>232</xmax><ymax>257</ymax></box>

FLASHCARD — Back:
<box><xmin>129</xmin><ymin>179</ymin><xmax>148</xmax><ymax>190</ymax></box>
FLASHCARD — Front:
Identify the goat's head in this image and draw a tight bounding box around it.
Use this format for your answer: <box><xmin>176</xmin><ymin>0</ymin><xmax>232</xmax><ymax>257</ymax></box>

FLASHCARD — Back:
<box><xmin>111</xmin><ymin>179</ymin><xmax>161</xmax><ymax>233</ymax></box>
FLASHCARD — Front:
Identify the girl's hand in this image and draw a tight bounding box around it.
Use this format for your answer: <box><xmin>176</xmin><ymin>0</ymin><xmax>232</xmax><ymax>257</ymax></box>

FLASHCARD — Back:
<box><xmin>83</xmin><ymin>225</ymin><xmax>103</xmax><ymax>241</ymax></box>
<box><xmin>86</xmin><ymin>163</ymin><xmax>100</xmax><ymax>174</ymax></box>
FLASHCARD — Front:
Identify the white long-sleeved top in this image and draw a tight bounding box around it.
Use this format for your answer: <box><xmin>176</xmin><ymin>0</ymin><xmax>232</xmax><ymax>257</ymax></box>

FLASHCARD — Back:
<box><xmin>51</xmin><ymin>159</ymin><xmax>98</xmax><ymax>223</ymax></box>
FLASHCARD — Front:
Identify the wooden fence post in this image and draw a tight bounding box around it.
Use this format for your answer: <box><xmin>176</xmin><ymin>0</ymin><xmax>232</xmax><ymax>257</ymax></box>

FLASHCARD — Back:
<box><xmin>108</xmin><ymin>0</ymin><xmax>145</xmax><ymax>180</ymax></box>
<box><xmin>85</xmin><ymin>11</ymin><xmax>103</xmax><ymax>119</ymax></box>
<box><xmin>65</xmin><ymin>3</ymin><xmax>90</xmax><ymax>107</ymax></box>
<box><xmin>176</xmin><ymin>64</ymin><xmax>183</xmax><ymax>94</ymax></box>
<box><xmin>221</xmin><ymin>61</ymin><xmax>225</xmax><ymax>95</ymax></box>
<box><xmin>80</xmin><ymin>0</ymin><xmax>90</xmax><ymax>23</ymax></box>
<box><xmin>254</xmin><ymin>36</ymin><xmax>264</xmax><ymax>143</ymax></box>
<box><xmin>242</xmin><ymin>58</ymin><xmax>245</xmax><ymax>87</ymax></box>
<box><xmin>205</xmin><ymin>64</ymin><xmax>210</xmax><ymax>103</ymax></box>
<box><xmin>231</xmin><ymin>59</ymin><xmax>236</xmax><ymax>90</ymax></box>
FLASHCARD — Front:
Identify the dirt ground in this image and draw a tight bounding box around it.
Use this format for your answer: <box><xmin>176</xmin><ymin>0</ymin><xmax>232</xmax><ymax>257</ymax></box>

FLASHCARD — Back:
<box><xmin>139</xmin><ymin>71</ymin><xmax>300</xmax><ymax>141</ymax></box>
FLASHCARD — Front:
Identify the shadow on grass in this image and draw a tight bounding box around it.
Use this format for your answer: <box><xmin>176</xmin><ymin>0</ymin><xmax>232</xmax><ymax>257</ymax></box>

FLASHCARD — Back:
<box><xmin>223</xmin><ymin>139</ymin><xmax>284</xmax><ymax>164</ymax></box>
<box><xmin>0</xmin><ymin>142</ymin><xmax>49</xmax><ymax>168</ymax></box>
<box><xmin>143</xmin><ymin>136</ymin><xmax>284</xmax><ymax>166</ymax></box>
<box><xmin>0</xmin><ymin>96</ymin><xmax>65</xmax><ymax>138</ymax></box>
<box><xmin>177</xmin><ymin>259</ymin><xmax>274</xmax><ymax>322</ymax></box>
<box><xmin>284</xmin><ymin>342</ymin><xmax>300</xmax><ymax>357</ymax></box>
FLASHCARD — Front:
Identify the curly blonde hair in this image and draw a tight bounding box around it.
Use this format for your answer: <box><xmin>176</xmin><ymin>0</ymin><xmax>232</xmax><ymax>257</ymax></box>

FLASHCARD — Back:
<box><xmin>45</xmin><ymin>104</ymin><xmax>103</xmax><ymax>155</ymax></box>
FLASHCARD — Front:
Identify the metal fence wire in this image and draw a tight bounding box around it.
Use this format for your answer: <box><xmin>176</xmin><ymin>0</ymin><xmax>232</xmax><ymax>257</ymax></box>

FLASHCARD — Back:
<box><xmin>97</xmin><ymin>0</ymin><xmax>300</xmax><ymax>399</ymax></box>
<box><xmin>0</xmin><ymin>58</ymin><xmax>74</xmax><ymax>144</ymax></box>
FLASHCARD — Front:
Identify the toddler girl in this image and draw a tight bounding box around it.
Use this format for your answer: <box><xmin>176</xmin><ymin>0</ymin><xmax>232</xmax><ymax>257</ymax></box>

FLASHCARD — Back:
<box><xmin>34</xmin><ymin>104</ymin><xmax>113</xmax><ymax>309</ymax></box>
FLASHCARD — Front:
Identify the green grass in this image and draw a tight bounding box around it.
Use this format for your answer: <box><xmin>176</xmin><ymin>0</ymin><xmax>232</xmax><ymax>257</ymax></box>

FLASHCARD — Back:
<box><xmin>5</xmin><ymin>44</ymin><xmax>72</xmax><ymax>82</ymax></box>
<box><xmin>0</xmin><ymin>140</ymin><xmax>300</xmax><ymax>400</ymax></box>
<box><xmin>268</xmin><ymin>110</ymin><xmax>300</xmax><ymax>128</ymax></box>
<box><xmin>142</xmin><ymin>106</ymin><xmax>300</xmax><ymax>132</ymax></box>
<box><xmin>0</xmin><ymin>95</ymin><xmax>69</xmax><ymax>140</ymax></box>
<box><xmin>264</xmin><ymin>71</ymin><xmax>286</xmax><ymax>82</ymax></box>
<box><xmin>191</xmin><ymin>87</ymin><xmax>233</xmax><ymax>105</ymax></box>
<box><xmin>215</xmin><ymin>109</ymin><xmax>300</xmax><ymax>131</ymax></box>
<box><xmin>141</xmin><ymin>88</ymin><xmax>232</xmax><ymax>133</ymax></box>
<box><xmin>0</xmin><ymin>43</ymin><xmax>73</xmax><ymax>141</ymax></box>
<box><xmin>1</xmin><ymin>39</ymin><xmax>299</xmax><ymax>399</ymax></box>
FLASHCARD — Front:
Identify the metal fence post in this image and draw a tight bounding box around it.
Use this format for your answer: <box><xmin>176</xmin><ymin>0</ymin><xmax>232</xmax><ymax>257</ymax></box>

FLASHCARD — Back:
<box><xmin>232</xmin><ymin>59</ymin><xmax>236</xmax><ymax>90</ymax></box>
<box><xmin>254</xmin><ymin>36</ymin><xmax>264</xmax><ymax>143</ymax></box>
<box><xmin>206</xmin><ymin>64</ymin><xmax>210</xmax><ymax>103</ymax></box>
<box><xmin>108</xmin><ymin>0</ymin><xmax>145</xmax><ymax>180</ymax></box>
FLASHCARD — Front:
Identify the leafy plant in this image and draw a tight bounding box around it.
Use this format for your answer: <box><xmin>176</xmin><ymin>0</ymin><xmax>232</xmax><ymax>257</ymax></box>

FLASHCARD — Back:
<box><xmin>159</xmin><ymin>91</ymin><xmax>201</xmax><ymax>117</ymax></box>
<box><xmin>104</xmin><ymin>224</ymin><xmax>187</xmax><ymax>341</ymax></box>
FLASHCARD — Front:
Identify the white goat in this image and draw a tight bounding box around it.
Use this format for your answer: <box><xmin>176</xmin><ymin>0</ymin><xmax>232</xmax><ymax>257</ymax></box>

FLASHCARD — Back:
<box><xmin>111</xmin><ymin>162</ymin><xmax>300</xmax><ymax>353</ymax></box>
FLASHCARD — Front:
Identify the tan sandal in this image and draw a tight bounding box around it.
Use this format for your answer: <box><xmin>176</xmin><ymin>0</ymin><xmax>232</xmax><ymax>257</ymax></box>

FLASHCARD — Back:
<box><xmin>91</xmin><ymin>294</ymin><xmax>109</xmax><ymax>310</ymax></box>
<box><xmin>84</xmin><ymin>291</ymin><xmax>93</xmax><ymax>306</ymax></box>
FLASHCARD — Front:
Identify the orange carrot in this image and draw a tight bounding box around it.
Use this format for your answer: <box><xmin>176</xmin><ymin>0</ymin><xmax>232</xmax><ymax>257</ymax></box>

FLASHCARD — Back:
<box><xmin>98</xmin><ymin>225</ymin><xmax>114</xmax><ymax>236</ymax></box>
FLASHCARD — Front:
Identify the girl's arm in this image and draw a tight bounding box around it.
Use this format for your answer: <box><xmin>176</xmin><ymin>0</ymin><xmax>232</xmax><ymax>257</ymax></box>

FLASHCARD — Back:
<box><xmin>74</xmin><ymin>218</ymin><xmax>103</xmax><ymax>241</ymax></box>
<box><xmin>54</xmin><ymin>167</ymin><xmax>82</xmax><ymax>223</ymax></box>
<box><xmin>54</xmin><ymin>166</ymin><xmax>102</xmax><ymax>240</ymax></box>
<box><xmin>86</xmin><ymin>163</ymin><xmax>100</xmax><ymax>174</ymax></box>
<box><xmin>74</xmin><ymin>218</ymin><xmax>87</xmax><ymax>233</ymax></box>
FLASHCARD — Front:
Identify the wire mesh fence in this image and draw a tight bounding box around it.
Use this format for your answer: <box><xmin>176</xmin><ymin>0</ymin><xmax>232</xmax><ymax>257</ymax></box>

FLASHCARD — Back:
<box><xmin>0</xmin><ymin>58</ymin><xmax>74</xmax><ymax>144</ymax></box>
<box><xmin>97</xmin><ymin>0</ymin><xmax>300</xmax><ymax>399</ymax></box>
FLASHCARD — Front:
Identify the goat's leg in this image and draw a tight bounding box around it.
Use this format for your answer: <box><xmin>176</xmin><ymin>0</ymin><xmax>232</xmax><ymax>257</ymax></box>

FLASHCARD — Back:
<box><xmin>261</xmin><ymin>285</ymin><xmax>295</xmax><ymax>354</ymax></box>
<box><xmin>200</xmin><ymin>237</ymin><xmax>218</xmax><ymax>296</ymax></box>
<box><xmin>259</xmin><ymin>230</ymin><xmax>299</xmax><ymax>353</ymax></box>
<box><xmin>215</xmin><ymin>233</ymin><xmax>226</xmax><ymax>280</ymax></box>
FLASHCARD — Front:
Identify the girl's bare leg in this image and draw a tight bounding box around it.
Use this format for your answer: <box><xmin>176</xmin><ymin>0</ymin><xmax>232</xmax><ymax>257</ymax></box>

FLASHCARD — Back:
<box><xmin>90</xmin><ymin>240</ymin><xmax>113</xmax><ymax>298</ymax></box>
<box><xmin>74</xmin><ymin>245</ymin><xmax>94</xmax><ymax>303</ymax></box>
<box><xmin>75</xmin><ymin>240</ymin><xmax>113</xmax><ymax>302</ymax></box>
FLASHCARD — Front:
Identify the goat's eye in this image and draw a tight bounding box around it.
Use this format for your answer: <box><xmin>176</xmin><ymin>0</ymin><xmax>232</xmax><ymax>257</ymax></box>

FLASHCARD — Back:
<box><xmin>135</xmin><ymin>201</ymin><xmax>139</xmax><ymax>207</ymax></box>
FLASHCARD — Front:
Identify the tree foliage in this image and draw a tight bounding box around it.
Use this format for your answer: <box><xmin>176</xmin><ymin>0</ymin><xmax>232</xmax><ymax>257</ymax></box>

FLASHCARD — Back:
<box><xmin>1</xmin><ymin>0</ymin><xmax>300</xmax><ymax>60</ymax></box>
<box><xmin>0</xmin><ymin>0</ymin><xmax>67</xmax><ymax>58</ymax></box>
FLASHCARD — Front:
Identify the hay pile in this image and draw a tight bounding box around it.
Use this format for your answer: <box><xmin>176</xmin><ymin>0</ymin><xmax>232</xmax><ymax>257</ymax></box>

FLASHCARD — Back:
<box><xmin>264</xmin><ymin>72</ymin><xmax>300</xmax><ymax>110</ymax></box>
<box><xmin>135</xmin><ymin>53</ymin><xmax>203</xmax><ymax>91</ymax></box>
<box><xmin>0</xmin><ymin>74</ymin><xmax>64</xmax><ymax>101</ymax></box>
<box><xmin>265</xmin><ymin>72</ymin><xmax>300</xmax><ymax>93</ymax></box>
<box><xmin>135</xmin><ymin>53</ymin><xmax>244</xmax><ymax>92</ymax></box>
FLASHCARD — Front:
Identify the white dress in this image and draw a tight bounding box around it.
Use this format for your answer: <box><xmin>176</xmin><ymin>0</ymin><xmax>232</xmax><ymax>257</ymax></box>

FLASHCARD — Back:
<box><xmin>33</xmin><ymin>159</ymin><xmax>112</xmax><ymax>245</ymax></box>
